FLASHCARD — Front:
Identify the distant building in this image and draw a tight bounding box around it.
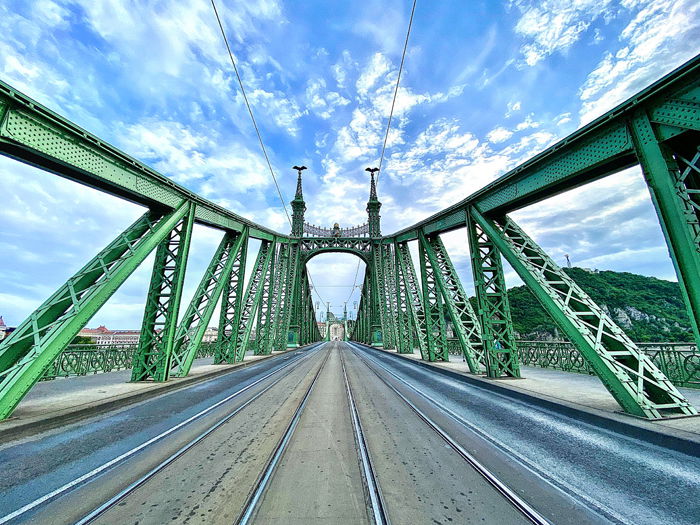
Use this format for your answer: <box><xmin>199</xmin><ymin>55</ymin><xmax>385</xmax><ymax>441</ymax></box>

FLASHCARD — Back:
<box><xmin>329</xmin><ymin>323</ymin><xmax>344</xmax><ymax>341</ymax></box>
<box><xmin>202</xmin><ymin>327</ymin><xmax>218</xmax><ymax>342</ymax></box>
<box><xmin>0</xmin><ymin>316</ymin><xmax>6</xmax><ymax>341</ymax></box>
<box><xmin>95</xmin><ymin>329</ymin><xmax>141</xmax><ymax>346</ymax></box>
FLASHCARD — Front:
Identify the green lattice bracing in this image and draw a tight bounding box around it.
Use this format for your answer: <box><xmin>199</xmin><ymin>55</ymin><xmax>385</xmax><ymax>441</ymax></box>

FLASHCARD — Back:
<box><xmin>418</xmin><ymin>235</ymin><xmax>449</xmax><ymax>362</ymax></box>
<box><xmin>474</xmin><ymin>209</ymin><xmax>697</xmax><ymax>418</ymax></box>
<box><xmin>0</xmin><ymin>204</ymin><xmax>190</xmax><ymax>419</ymax></box>
<box><xmin>419</xmin><ymin>233</ymin><xmax>484</xmax><ymax>373</ymax></box>
<box><xmin>630</xmin><ymin>114</ymin><xmax>700</xmax><ymax>346</ymax></box>
<box><xmin>215</xmin><ymin>229</ymin><xmax>249</xmax><ymax>364</ymax></box>
<box><xmin>467</xmin><ymin>209</ymin><xmax>521</xmax><ymax>378</ymax></box>
<box><xmin>395</xmin><ymin>242</ymin><xmax>429</xmax><ymax>359</ymax></box>
<box><xmin>231</xmin><ymin>240</ymin><xmax>275</xmax><ymax>362</ymax></box>
<box><xmin>131</xmin><ymin>203</ymin><xmax>195</xmax><ymax>382</ymax></box>
<box><xmin>170</xmin><ymin>231</ymin><xmax>247</xmax><ymax>377</ymax></box>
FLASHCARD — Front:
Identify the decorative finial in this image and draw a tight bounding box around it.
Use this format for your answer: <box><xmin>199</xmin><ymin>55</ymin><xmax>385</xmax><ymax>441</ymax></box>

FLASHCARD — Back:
<box><xmin>293</xmin><ymin>165</ymin><xmax>307</xmax><ymax>199</ymax></box>
<box><xmin>365</xmin><ymin>167</ymin><xmax>379</xmax><ymax>200</ymax></box>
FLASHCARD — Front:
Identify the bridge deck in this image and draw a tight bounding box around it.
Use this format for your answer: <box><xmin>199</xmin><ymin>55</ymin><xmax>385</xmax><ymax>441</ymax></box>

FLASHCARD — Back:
<box><xmin>0</xmin><ymin>342</ymin><xmax>698</xmax><ymax>524</ymax></box>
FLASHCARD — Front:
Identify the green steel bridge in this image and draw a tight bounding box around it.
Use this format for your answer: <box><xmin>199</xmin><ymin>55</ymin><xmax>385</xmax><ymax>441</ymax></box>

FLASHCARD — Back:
<box><xmin>0</xmin><ymin>53</ymin><xmax>699</xmax><ymax>427</ymax></box>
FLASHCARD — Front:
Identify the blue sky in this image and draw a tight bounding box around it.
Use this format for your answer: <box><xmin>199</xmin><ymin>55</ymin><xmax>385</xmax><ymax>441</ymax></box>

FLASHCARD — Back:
<box><xmin>0</xmin><ymin>0</ymin><xmax>698</xmax><ymax>327</ymax></box>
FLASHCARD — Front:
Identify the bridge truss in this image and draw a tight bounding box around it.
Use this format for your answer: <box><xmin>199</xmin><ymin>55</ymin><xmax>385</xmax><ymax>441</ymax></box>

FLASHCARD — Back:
<box><xmin>0</xmin><ymin>56</ymin><xmax>699</xmax><ymax>420</ymax></box>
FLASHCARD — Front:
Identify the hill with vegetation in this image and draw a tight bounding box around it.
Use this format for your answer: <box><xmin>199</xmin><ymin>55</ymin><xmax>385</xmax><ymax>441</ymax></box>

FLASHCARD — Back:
<box><xmin>505</xmin><ymin>267</ymin><xmax>693</xmax><ymax>342</ymax></box>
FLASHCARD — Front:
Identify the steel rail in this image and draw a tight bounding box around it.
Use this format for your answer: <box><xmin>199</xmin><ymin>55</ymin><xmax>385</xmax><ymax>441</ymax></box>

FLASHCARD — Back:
<box><xmin>0</xmin><ymin>344</ymin><xmax>323</xmax><ymax>525</ymax></box>
<box><xmin>349</xmin><ymin>344</ymin><xmax>632</xmax><ymax>525</ymax></box>
<box><xmin>340</xmin><ymin>349</ymin><xmax>390</xmax><ymax>525</ymax></box>
<box><xmin>349</xmin><ymin>343</ymin><xmax>551</xmax><ymax>525</ymax></box>
<box><xmin>236</xmin><ymin>344</ymin><xmax>333</xmax><ymax>525</ymax></box>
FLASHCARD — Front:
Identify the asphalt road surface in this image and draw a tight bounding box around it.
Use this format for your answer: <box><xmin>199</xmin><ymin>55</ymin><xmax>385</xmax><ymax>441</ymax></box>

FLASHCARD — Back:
<box><xmin>0</xmin><ymin>341</ymin><xmax>697</xmax><ymax>524</ymax></box>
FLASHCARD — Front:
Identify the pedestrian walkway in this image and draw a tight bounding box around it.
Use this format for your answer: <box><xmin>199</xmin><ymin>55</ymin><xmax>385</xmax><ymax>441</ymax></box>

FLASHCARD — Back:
<box><xmin>378</xmin><ymin>348</ymin><xmax>700</xmax><ymax>437</ymax></box>
<box><xmin>0</xmin><ymin>353</ymin><xmax>277</xmax><ymax>440</ymax></box>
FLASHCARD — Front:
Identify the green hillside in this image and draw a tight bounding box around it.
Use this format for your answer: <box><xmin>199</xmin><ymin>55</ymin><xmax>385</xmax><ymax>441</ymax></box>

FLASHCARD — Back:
<box><xmin>505</xmin><ymin>267</ymin><xmax>694</xmax><ymax>342</ymax></box>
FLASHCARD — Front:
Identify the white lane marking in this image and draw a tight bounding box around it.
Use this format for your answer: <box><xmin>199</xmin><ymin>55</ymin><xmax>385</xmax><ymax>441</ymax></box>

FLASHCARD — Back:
<box><xmin>0</xmin><ymin>345</ymin><xmax>321</xmax><ymax>524</ymax></box>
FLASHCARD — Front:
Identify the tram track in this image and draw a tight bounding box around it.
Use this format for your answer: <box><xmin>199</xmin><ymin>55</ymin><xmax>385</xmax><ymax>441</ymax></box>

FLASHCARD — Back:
<box><xmin>349</xmin><ymin>343</ymin><xmax>552</xmax><ymax>525</ymax></box>
<box><xmin>340</xmin><ymin>350</ymin><xmax>390</xmax><ymax>525</ymax></box>
<box><xmin>0</xmin><ymin>343</ymin><xmax>324</xmax><ymax>525</ymax></box>
<box><xmin>235</xmin><ymin>346</ymin><xmax>332</xmax><ymax>525</ymax></box>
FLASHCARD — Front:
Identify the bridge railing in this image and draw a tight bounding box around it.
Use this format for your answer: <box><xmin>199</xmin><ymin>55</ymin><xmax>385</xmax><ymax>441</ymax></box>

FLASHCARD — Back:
<box><xmin>40</xmin><ymin>341</ymin><xmax>229</xmax><ymax>381</ymax></box>
<box><xmin>446</xmin><ymin>339</ymin><xmax>700</xmax><ymax>389</ymax></box>
<box><xmin>515</xmin><ymin>341</ymin><xmax>700</xmax><ymax>389</ymax></box>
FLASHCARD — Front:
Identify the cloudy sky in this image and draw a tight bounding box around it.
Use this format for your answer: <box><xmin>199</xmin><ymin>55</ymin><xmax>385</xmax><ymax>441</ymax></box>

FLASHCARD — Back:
<box><xmin>0</xmin><ymin>0</ymin><xmax>698</xmax><ymax>328</ymax></box>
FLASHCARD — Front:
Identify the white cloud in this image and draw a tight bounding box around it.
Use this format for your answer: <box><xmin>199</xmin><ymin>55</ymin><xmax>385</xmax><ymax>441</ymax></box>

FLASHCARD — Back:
<box><xmin>306</xmin><ymin>78</ymin><xmax>350</xmax><ymax>119</ymax></box>
<box><xmin>512</xmin><ymin>0</ymin><xmax>615</xmax><ymax>66</ymax></box>
<box><xmin>578</xmin><ymin>0</ymin><xmax>700</xmax><ymax>124</ymax></box>
<box><xmin>487</xmin><ymin>126</ymin><xmax>514</xmax><ymax>144</ymax></box>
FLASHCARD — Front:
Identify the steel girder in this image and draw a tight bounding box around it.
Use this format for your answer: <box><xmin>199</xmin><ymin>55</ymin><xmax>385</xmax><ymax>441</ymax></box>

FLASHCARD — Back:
<box><xmin>215</xmin><ymin>230</ymin><xmax>249</xmax><ymax>364</ymax></box>
<box><xmin>393</xmin><ymin>242</ymin><xmax>414</xmax><ymax>354</ymax></box>
<box><xmin>395</xmin><ymin>242</ymin><xmax>429</xmax><ymax>359</ymax></box>
<box><xmin>383</xmin><ymin>244</ymin><xmax>401</xmax><ymax>349</ymax></box>
<box><xmin>0</xmin><ymin>204</ymin><xmax>189</xmax><ymax>419</ymax></box>
<box><xmin>371</xmin><ymin>245</ymin><xmax>390</xmax><ymax>347</ymax></box>
<box><xmin>170</xmin><ymin>230</ymin><xmax>247</xmax><ymax>377</ymax></box>
<box><xmin>254</xmin><ymin>243</ymin><xmax>277</xmax><ymax>355</ymax></box>
<box><xmin>0</xmin><ymin>80</ymin><xmax>282</xmax><ymax>241</ymax></box>
<box><xmin>418</xmin><ymin>236</ymin><xmax>450</xmax><ymax>361</ymax></box>
<box><xmin>466</xmin><ymin>210</ymin><xmax>521</xmax><ymax>378</ymax></box>
<box><xmin>131</xmin><ymin>203</ymin><xmax>195</xmax><ymax>382</ymax></box>
<box><xmin>418</xmin><ymin>233</ymin><xmax>484</xmax><ymax>373</ymax></box>
<box><xmin>630</xmin><ymin>114</ymin><xmax>700</xmax><ymax>346</ymax></box>
<box><xmin>473</xmin><ymin>209</ymin><xmax>697</xmax><ymax>419</ymax></box>
<box><xmin>376</xmin><ymin>244</ymin><xmax>398</xmax><ymax>350</ymax></box>
<box><xmin>276</xmin><ymin>243</ymin><xmax>300</xmax><ymax>349</ymax></box>
<box><xmin>231</xmin><ymin>240</ymin><xmax>275</xmax><ymax>362</ymax></box>
<box><xmin>270</xmin><ymin>244</ymin><xmax>290</xmax><ymax>348</ymax></box>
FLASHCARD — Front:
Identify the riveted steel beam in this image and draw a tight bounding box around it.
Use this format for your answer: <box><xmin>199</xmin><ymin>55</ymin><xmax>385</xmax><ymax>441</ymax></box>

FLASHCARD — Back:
<box><xmin>0</xmin><ymin>80</ymin><xmax>283</xmax><ymax>241</ymax></box>
<box><xmin>467</xmin><ymin>209</ymin><xmax>520</xmax><ymax>378</ymax></box>
<box><xmin>473</xmin><ymin>208</ymin><xmax>697</xmax><ymax>419</ymax></box>
<box><xmin>231</xmin><ymin>240</ymin><xmax>275</xmax><ymax>362</ymax></box>
<box><xmin>0</xmin><ymin>203</ymin><xmax>189</xmax><ymax>419</ymax></box>
<box><xmin>630</xmin><ymin>113</ymin><xmax>700</xmax><ymax>346</ymax></box>
<box><xmin>391</xmin><ymin>55</ymin><xmax>700</xmax><ymax>242</ymax></box>
<box><xmin>215</xmin><ymin>230</ymin><xmax>249</xmax><ymax>364</ymax></box>
<box><xmin>419</xmin><ymin>232</ymin><xmax>484</xmax><ymax>373</ymax></box>
<box><xmin>418</xmin><ymin>236</ymin><xmax>449</xmax><ymax>362</ymax></box>
<box><xmin>131</xmin><ymin>203</ymin><xmax>195</xmax><ymax>382</ymax></box>
<box><xmin>170</xmin><ymin>230</ymin><xmax>247</xmax><ymax>377</ymax></box>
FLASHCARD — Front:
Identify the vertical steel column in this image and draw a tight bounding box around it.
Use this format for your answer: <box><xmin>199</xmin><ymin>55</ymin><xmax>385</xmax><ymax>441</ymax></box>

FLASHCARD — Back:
<box><xmin>0</xmin><ymin>205</ymin><xmax>189</xmax><ymax>420</ymax></box>
<box><xmin>231</xmin><ymin>240</ymin><xmax>275</xmax><ymax>362</ymax></box>
<box><xmin>254</xmin><ymin>243</ymin><xmax>277</xmax><ymax>355</ymax></box>
<box><xmin>132</xmin><ymin>203</ymin><xmax>195</xmax><ymax>382</ymax></box>
<box><xmin>396</xmin><ymin>242</ymin><xmax>428</xmax><ymax>359</ymax></box>
<box><xmin>467</xmin><ymin>208</ymin><xmax>520</xmax><ymax>378</ymax></box>
<box><xmin>267</xmin><ymin>243</ymin><xmax>290</xmax><ymax>351</ymax></box>
<box><xmin>630</xmin><ymin>113</ymin><xmax>700</xmax><ymax>346</ymax></box>
<box><xmin>475</xmin><ymin>209</ymin><xmax>697</xmax><ymax>418</ymax></box>
<box><xmin>418</xmin><ymin>235</ymin><xmax>449</xmax><ymax>361</ymax></box>
<box><xmin>170</xmin><ymin>230</ymin><xmax>246</xmax><ymax>377</ymax></box>
<box><xmin>419</xmin><ymin>233</ymin><xmax>484</xmax><ymax>373</ymax></box>
<box><xmin>371</xmin><ymin>244</ymin><xmax>389</xmax><ymax>347</ymax></box>
<box><xmin>215</xmin><ymin>229</ymin><xmax>249</xmax><ymax>364</ymax></box>
<box><xmin>383</xmin><ymin>243</ymin><xmax>401</xmax><ymax>350</ymax></box>
<box><xmin>393</xmin><ymin>242</ymin><xmax>413</xmax><ymax>354</ymax></box>
<box><xmin>277</xmin><ymin>244</ymin><xmax>300</xmax><ymax>349</ymax></box>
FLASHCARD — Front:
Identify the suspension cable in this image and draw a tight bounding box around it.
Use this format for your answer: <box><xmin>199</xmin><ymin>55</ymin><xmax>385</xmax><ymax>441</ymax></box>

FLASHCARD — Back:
<box><xmin>345</xmin><ymin>259</ymin><xmax>362</xmax><ymax>303</ymax></box>
<box><xmin>377</xmin><ymin>0</ymin><xmax>417</xmax><ymax>186</ymax></box>
<box><xmin>210</xmin><ymin>0</ymin><xmax>292</xmax><ymax>228</ymax></box>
